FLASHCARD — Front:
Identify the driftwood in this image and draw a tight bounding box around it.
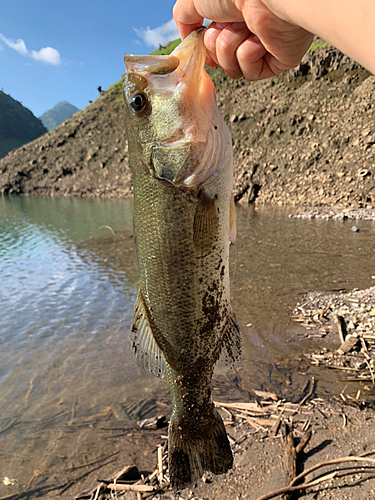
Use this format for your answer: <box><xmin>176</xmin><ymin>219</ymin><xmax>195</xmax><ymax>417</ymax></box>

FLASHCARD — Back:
<box><xmin>282</xmin><ymin>424</ymin><xmax>312</xmax><ymax>500</ymax></box>
<box><xmin>107</xmin><ymin>483</ymin><xmax>155</xmax><ymax>492</ymax></box>
<box><xmin>293</xmin><ymin>288</ymin><xmax>375</xmax><ymax>389</ymax></box>
<box><xmin>334</xmin><ymin>313</ymin><xmax>348</xmax><ymax>344</ymax></box>
<box><xmin>256</xmin><ymin>452</ymin><xmax>375</xmax><ymax>500</ymax></box>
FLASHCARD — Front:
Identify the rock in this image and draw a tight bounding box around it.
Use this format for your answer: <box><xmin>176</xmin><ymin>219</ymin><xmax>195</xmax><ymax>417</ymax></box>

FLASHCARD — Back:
<box><xmin>351</xmin><ymin>226</ymin><xmax>360</xmax><ymax>232</ymax></box>
<box><xmin>358</xmin><ymin>169</ymin><xmax>370</xmax><ymax>177</ymax></box>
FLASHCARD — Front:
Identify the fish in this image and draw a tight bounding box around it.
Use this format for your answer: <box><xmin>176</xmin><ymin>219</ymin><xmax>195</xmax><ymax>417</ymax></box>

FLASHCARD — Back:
<box><xmin>123</xmin><ymin>27</ymin><xmax>241</xmax><ymax>491</ymax></box>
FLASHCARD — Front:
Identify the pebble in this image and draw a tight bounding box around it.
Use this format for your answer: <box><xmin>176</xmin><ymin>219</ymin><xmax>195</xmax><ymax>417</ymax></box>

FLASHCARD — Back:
<box><xmin>289</xmin><ymin>207</ymin><xmax>375</xmax><ymax>220</ymax></box>
<box><xmin>294</xmin><ymin>286</ymin><xmax>375</xmax><ymax>379</ymax></box>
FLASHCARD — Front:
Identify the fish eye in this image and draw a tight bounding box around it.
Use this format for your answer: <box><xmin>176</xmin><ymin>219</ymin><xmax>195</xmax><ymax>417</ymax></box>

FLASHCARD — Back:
<box><xmin>129</xmin><ymin>92</ymin><xmax>148</xmax><ymax>114</ymax></box>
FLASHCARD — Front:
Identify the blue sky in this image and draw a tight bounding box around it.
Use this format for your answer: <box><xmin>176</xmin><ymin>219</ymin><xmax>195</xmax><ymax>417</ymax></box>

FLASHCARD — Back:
<box><xmin>0</xmin><ymin>1</ymin><xmax>180</xmax><ymax>117</ymax></box>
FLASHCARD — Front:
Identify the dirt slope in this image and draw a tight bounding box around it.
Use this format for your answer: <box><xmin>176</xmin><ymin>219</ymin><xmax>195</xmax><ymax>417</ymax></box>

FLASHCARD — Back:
<box><xmin>0</xmin><ymin>45</ymin><xmax>374</xmax><ymax>208</ymax></box>
<box><xmin>0</xmin><ymin>89</ymin><xmax>131</xmax><ymax>198</ymax></box>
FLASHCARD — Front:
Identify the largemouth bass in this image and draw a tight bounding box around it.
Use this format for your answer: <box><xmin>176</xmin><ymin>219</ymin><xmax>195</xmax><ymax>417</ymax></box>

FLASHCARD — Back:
<box><xmin>123</xmin><ymin>28</ymin><xmax>241</xmax><ymax>491</ymax></box>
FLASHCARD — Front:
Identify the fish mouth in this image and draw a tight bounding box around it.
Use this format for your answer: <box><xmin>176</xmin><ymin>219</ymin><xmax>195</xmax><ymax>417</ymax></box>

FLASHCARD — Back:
<box><xmin>124</xmin><ymin>27</ymin><xmax>215</xmax><ymax>140</ymax></box>
<box><xmin>124</xmin><ymin>27</ymin><xmax>208</xmax><ymax>89</ymax></box>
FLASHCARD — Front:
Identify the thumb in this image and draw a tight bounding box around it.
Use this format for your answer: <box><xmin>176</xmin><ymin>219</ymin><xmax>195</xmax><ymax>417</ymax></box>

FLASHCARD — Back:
<box><xmin>173</xmin><ymin>0</ymin><xmax>205</xmax><ymax>39</ymax></box>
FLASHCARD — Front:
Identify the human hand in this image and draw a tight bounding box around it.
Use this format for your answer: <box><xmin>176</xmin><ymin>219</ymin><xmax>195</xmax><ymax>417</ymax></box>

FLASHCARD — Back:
<box><xmin>173</xmin><ymin>0</ymin><xmax>314</xmax><ymax>80</ymax></box>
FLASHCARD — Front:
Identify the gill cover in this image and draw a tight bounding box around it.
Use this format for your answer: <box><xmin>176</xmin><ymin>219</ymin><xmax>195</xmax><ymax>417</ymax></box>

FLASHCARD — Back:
<box><xmin>123</xmin><ymin>28</ymin><xmax>230</xmax><ymax>188</ymax></box>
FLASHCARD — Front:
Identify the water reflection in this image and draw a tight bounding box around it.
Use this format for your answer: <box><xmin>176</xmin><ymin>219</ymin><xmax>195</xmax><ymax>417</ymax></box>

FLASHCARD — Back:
<box><xmin>0</xmin><ymin>198</ymin><xmax>374</xmax><ymax>498</ymax></box>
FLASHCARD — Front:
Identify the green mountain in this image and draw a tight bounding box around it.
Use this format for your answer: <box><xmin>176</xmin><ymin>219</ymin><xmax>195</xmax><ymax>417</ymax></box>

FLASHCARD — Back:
<box><xmin>0</xmin><ymin>91</ymin><xmax>47</xmax><ymax>159</ymax></box>
<box><xmin>39</xmin><ymin>101</ymin><xmax>80</xmax><ymax>132</ymax></box>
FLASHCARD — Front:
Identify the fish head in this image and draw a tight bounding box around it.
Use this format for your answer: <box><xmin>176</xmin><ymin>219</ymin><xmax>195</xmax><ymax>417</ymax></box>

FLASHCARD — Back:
<box><xmin>123</xmin><ymin>28</ymin><xmax>230</xmax><ymax>187</ymax></box>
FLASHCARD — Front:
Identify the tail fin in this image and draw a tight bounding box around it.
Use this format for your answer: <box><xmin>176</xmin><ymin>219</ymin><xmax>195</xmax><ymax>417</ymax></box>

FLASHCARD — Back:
<box><xmin>168</xmin><ymin>407</ymin><xmax>233</xmax><ymax>491</ymax></box>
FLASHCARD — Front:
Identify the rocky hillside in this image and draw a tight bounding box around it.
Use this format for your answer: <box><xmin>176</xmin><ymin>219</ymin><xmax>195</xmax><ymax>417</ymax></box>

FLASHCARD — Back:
<box><xmin>0</xmin><ymin>86</ymin><xmax>131</xmax><ymax>197</ymax></box>
<box><xmin>0</xmin><ymin>91</ymin><xmax>47</xmax><ymax>159</ymax></box>
<box><xmin>39</xmin><ymin>101</ymin><xmax>80</xmax><ymax>132</ymax></box>
<box><xmin>0</xmin><ymin>44</ymin><xmax>374</xmax><ymax>207</ymax></box>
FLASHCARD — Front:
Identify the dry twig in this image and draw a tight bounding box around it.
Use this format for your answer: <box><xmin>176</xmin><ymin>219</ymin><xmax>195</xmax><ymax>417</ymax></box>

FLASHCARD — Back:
<box><xmin>256</xmin><ymin>453</ymin><xmax>375</xmax><ymax>500</ymax></box>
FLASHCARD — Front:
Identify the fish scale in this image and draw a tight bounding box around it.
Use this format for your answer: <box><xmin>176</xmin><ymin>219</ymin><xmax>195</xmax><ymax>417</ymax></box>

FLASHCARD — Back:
<box><xmin>123</xmin><ymin>28</ymin><xmax>241</xmax><ymax>491</ymax></box>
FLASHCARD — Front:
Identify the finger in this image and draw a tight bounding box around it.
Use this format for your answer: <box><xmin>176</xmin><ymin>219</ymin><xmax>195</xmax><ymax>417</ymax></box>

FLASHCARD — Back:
<box><xmin>236</xmin><ymin>36</ymin><xmax>276</xmax><ymax>80</ymax></box>
<box><xmin>173</xmin><ymin>0</ymin><xmax>204</xmax><ymax>39</ymax></box>
<box><xmin>215</xmin><ymin>22</ymin><xmax>253</xmax><ymax>79</ymax></box>
<box><xmin>173</xmin><ymin>0</ymin><xmax>244</xmax><ymax>39</ymax></box>
<box><xmin>204</xmin><ymin>23</ymin><xmax>226</xmax><ymax>66</ymax></box>
<box><xmin>204</xmin><ymin>53</ymin><xmax>219</xmax><ymax>68</ymax></box>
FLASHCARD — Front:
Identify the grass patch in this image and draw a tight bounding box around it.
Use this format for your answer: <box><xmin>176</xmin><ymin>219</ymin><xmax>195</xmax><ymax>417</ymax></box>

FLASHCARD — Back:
<box><xmin>309</xmin><ymin>38</ymin><xmax>330</xmax><ymax>51</ymax></box>
<box><xmin>107</xmin><ymin>76</ymin><xmax>125</xmax><ymax>94</ymax></box>
<box><xmin>151</xmin><ymin>38</ymin><xmax>181</xmax><ymax>56</ymax></box>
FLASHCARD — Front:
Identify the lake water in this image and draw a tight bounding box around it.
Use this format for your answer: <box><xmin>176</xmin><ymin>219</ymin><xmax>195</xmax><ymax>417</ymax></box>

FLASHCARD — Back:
<box><xmin>1</xmin><ymin>197</ymin><xmax>374</xmax><ymax>498</ymax></box>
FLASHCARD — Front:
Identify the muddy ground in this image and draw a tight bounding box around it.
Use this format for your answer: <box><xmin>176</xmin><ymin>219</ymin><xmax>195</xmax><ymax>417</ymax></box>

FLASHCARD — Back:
<box><xmin>71</xmin><ymin>397</ymin><xmax>375</xmax><ymax>500</ymax></box>
<box><xmin>1</xmin><ymin>43</ymin><xmax>375</xmax><ymax>500</ymax></box>
<box><xmin>3</xmin><ymin>389</ymin><xmax>375</xmax><ymax>500</ymax></box>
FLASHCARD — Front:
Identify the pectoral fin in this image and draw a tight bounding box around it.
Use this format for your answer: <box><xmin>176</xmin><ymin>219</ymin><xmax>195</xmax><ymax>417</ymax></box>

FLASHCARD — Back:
<box><xmin>214</xmin><ymin>308</ymin><xmax>242</xmax><ymax>374</ymax></box>
<box><xmin>131</xmin><ymin>292</ymin><xmax>166</xmax><ymax>378</ymax></box>
<box><xmin>193</xmin><ymin>191</ymin><xmax>218</xmax><ymax>257</ymax></box>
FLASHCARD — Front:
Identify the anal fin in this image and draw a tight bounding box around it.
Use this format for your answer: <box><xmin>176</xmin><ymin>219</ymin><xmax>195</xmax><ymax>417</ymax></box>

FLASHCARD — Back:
<box><xmin>131</xmin><ymin>292</ymin><xmax>166</xmax><ymax>378</ymax></box>
<box><xmin>214</xmin><ymin>308</ymin><xmax>241</xmax><ymax>375</ymax></box>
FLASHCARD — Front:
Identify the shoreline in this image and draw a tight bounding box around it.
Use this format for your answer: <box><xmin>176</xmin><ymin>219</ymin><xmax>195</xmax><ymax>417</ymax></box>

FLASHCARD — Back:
<box><xmin>288</xmin><ymin>206</ymin><xmax>375</xmax><ymax>220</ymax></box>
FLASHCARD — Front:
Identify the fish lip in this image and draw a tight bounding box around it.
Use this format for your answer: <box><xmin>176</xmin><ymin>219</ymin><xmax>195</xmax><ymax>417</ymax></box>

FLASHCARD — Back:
<box><xmin>124</xmin><ymin>54</ymin><xmax>180</xmax><ymax>75</ymax></box>
<box><xmin>123</xmin><ymin>26</ymin><xmax>207</xmax><ymax>78</ymax></box>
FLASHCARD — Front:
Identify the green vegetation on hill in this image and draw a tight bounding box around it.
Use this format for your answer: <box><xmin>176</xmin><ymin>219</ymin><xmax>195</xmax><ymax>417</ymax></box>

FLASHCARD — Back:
<box><xmin>0</xmin><ymin>91</ymin><xmax>47</xmax><ymax>159</ymax></box>
<box><xmin>107</xmin><ymin>77</ymin><xmax>125</xmax><ymax>94</ymax></box>
<box><xmin>151</xmin><ymin>38</ymin><xmax>181</xmax><ymax>55</ymax></box>
<box><xmin>39</xmin><ymin>101</ymin><xmax>80</xmax><ymax>132</ymax></box>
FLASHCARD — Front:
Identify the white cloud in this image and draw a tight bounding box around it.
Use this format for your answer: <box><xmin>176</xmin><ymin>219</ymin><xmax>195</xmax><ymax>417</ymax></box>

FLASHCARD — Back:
<box><xmin>0</xmin><ymin>32</ymin><xmax>61</xmax><ymax>65</ymax></box>
<box><xmin>0</xmin><ymin>33</ymin><xmax>28</xmax><ymax>55</ymax></box>
<box><xmin>31</xmin><ymin>47</ymin><xmax>61</xmax><ymax>65</ymax></box>
<box><xmin>134</xmin><ymin>18</ymin><xmax>180</xmax><ymax>48</ymax></box>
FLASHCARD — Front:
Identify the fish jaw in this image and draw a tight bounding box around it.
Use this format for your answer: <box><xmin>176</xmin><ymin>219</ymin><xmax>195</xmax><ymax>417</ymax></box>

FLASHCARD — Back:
<box><xmin>123</xmin><ymin>28</ymin><xmax>229</xmax><ymax>190</ymax></box>
<box><xmin>171</xmin><ymin>27</ymin><xmax>217</xmax><ymax>134</ymax></box>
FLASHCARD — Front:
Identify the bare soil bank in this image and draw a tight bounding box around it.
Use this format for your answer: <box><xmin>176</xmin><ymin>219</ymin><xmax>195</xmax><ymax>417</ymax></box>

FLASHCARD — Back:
<box><xmin>0</xmin><ymin>44</ymin><xmax>374</xmax><ymax>208</ymax></box>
